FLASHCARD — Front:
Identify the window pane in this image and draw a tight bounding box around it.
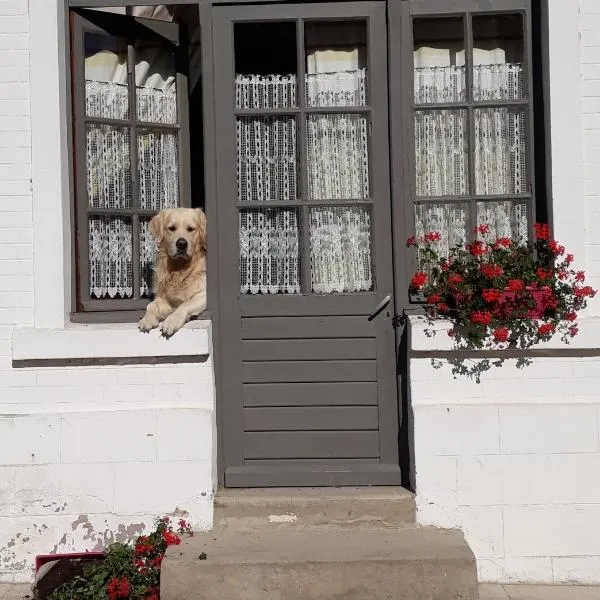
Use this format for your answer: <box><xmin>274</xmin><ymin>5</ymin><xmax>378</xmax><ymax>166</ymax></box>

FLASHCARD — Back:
<box><xmin>237</xmin><ymin>116</ymin><xmax>297</xmax><ymax>202</ymax></box>
<box><xmin>305</xmin><ymin>21</ymin><xmax>367</xmax><ymax>107</ymax></box>
<box><xmin>235</xmin><ymin>22</ymin><xmax>297</xmax><ymax>109</ymax></box>
<box><xmin>415</xmin><ymin>203</ymin><xmax>467</xmax><ymax>263</ymax></box>
<box><xmin>240</xmin><ymin>208</ymin><xmax>300</xmax><ymax>295</ymax></box>
<box><xmin>472</xmin><ymin>14</ymin><xmax>524</xmax><ymax>102</ymax></box>
<box><xmin>474</xmin><ymin>108</ymin><xmax>528</xmax><ymax>195</ymax></box>
<box><xmin>307</xmin><ymin>113</ymin><xmax>370</xmax><ymax>200</ymax></box>
<box><xmin>135</xmin><ymin>41</ymin><xmax>177</xmax><ymax>124</ymax></box>
<box><xmin>140</xmin><ymin>217</ymin><xmax>155</xmax><ymax>298</ymax></box>
<box><xmin>88</xmin><ymin>216</ymin><xmax>133</xmax><ymax>299</ymax></box>
<box><xmin>310</xmin><ymin>206</ymin><xmax>372</xmax><ymax>293</ymax></box>
<box><xmin>413</xmin><ymin>18</ymin><xmax>465</xmax><ymax>105</ymax></box>
<box><xmin>85</xmin><ymin>33</ymin><xmax>129</xmax><ymax>120</ymax></box>
<box><xmin>415</xmin><ymin>109</ymin><xmax>468</xmax><ymax>197</ymax></box>
<box><xmin>477</xmin><ymin>201</ymin><xmax>528</xmax><ymax>243</ymax></box>
<box><xmin>138</xmin><ymin>130</ymin><xmax>179</xmax><ymax>210</ymax></box>
<box><xmin>86</xmin><ymin>124</ymin><xmax>132</xmax><ymax>209</ymax></box>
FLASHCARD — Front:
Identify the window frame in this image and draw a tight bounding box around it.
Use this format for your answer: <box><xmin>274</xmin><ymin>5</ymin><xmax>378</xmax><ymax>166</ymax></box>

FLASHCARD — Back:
<box><xmin>69</xmin><ymin>8</ymin><xmax>192</xmax><ymax>319</ymax></box>
<box><xmin>389</xmin><ymin>0</ymin><xmax>542</xmax><ymax>307</ymax></box>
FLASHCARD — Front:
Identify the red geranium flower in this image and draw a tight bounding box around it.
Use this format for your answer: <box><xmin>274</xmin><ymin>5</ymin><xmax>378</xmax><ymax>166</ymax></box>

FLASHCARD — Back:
<box><xmin>575</xmin><ymin>271</ymin><xmax>585</xmax><ymax>282</ymax></box>
<box><xmin>574</xmin><ymin>286</ymin><xmax>596</xmax><ymax>298</ymax></box>
<box><xmin>448</xmin><ymin>273</ymin><xmax>462</xmax><ymax>286</ymax></box>
<box><xmin>145</xmin><ymin>589</ymin><xmax>160</xmax><ymax>600</ymax></box>
<box><xmin>507</xmin><ymin>279</ymin><xmax>524</xmax><ymax>292</ymax></box>
<box><xmin>565</xmin><ymin>254</ymin><xmax>574</xmax><ymax>265</ymax></box>
<box><xmin>406</xmin><ymin>236</ymin><xmax>416</xmax><ymax>247</ymax></box>
<box><xmin>538</xmin><ymin>323</ymin><xmax>555</xmax><ymax>336</ymax></box>
<box><xmin>470</xmin><ymin>311</ymin><xmax>492</xmax><ymax>326</ymax></box>
<box><xmin>481</xmin><ymin>263</ymin><xmax>503</xmax><ymax>278</ymax></box>
<box><xmin>473</xmin><ymin>224</ymin><xmax>490</xmax><ymax>235</ymax></box>
<box><xmin>482</xmin><ymin>288</ymin><xmax>501</xmax><ymax>304</ymax></box>
<box><xmin>468</xmin><ymin>240</ymin><xmax>488</xmax><ymax>257</ymax></box>
<box><xmin>548</xmin><ymin>240</ymin><xmax>565</xmax><ymax>255</ymax></box>
<box><xmin>410</xmin><ymin>272</ymin><xmax>428</xmax><ymax>289</ymax></box>
<box><xmin>437</xmin><ymin>303</ymin><xmax>450</xmax><ymax>313</ymax></box>
<box><xmin>107</xmin><ymin>577</ymin><xmax>131</xmax><ymax>600</ymax></box>
<box><xmin>565</xmin><ymin>312</ymin><xmax>577</xmax><ymax>322</ymax></box>
<box><xmin>163</xmin><ymin>531</ymin><xmax>181</xmax><ymax>547</ymax></box>
<box><xmin>534</xmin><ymin>223</ymin><xmax>550</xmax><ymax>240</ymax></box>
<box><xmin>569</xmin><ymin>325</ymin><xmax>579</xmax><ymax>337</ymax></box>
<box><xmin>493</xmin><ymin>237</ymin><xmax>512</xmax><ymax>250</ymax></box>
<box><xmin>426</xmin><ymin>293</ymin><xmax>442</xmax><ymax>305</ymax></box>
<box><xmin>425</xmin><ymin>231</ymin><xmax>441</xmax><ymax>242</ymax></box>
<box><xmin>493</xmin><ymin>327</ymin><xmax>510</xmax><ymax>342</ymax></box>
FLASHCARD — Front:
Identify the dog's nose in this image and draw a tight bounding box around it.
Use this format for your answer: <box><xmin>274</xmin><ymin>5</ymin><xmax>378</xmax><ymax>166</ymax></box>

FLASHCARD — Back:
<box><xmin>176</xmin><ymin>238</ymin><xmax>188</xmax><ymax>251</ymax></box>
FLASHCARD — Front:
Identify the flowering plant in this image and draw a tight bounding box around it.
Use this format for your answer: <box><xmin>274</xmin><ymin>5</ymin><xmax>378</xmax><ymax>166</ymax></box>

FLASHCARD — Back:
<box><xmin>407</xmin><ymin>223</ymin><xmax>596</xmax><ymax>351</ymax></box>
<box><xmin>50</xmin><ymin>516</ymin><xmax>194</xmax><ymax>599</ymax></box>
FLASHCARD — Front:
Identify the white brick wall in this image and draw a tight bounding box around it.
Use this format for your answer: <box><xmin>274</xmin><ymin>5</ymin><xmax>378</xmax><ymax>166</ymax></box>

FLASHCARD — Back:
<box><xmin>0</xmin><ymin>1</ymin><xmax>216</xmax><ymax>583</ymax></box>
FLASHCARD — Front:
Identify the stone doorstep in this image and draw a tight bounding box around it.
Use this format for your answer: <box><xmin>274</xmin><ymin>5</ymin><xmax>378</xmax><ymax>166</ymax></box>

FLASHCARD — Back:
<box><xmin>160</xmin><ymin>525</ymin><xmax>479</xmax><ymax>600</ymax></box>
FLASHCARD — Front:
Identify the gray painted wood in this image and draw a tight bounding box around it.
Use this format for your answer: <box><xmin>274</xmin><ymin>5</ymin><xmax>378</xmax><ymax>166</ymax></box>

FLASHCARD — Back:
<box><xmin>243</xmin><ymin>382</ymin><xmax>378</xmax><ymax>407</ymax></box>
<box><xmin>244</xmin><ymin>431</ymin><xmax>380</xmax><ymax>460</ymax></box>
<box><xmin>244</xmin><ymin>407</ymin><xmax>379</xmax><ymax>431</ymax></box>
<box><xmin>241</xmin><ymin>316</ymin><xmax>375</xmax><ymax>340</ymax></box>
<box><xmin>242</xmin><ymin>360</ymin><xmax>377</xmax><ymax>383</ymax></box>
<box><xmin>241</xmin><ymin>339</ymin><xmax>377</xmax><ymax>361</ymax></box>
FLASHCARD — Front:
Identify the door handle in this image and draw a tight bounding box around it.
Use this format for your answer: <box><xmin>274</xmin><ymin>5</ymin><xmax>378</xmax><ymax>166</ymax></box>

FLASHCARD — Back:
<box><xmin>367</xmin><ymin>295</ymin><xmax>391</xmax><ymax>321</ymax></box>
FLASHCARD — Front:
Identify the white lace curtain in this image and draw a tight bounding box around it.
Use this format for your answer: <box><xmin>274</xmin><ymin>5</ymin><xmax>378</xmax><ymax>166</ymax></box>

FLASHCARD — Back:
<box><xmin>84</xmin><ymin>41</ymin><xmax>179</xmax><ymax>299</ymax></box>
<box><xmin>237</xmin><ymin>25</ymin><xmax>372</xmax><ymax>294</ymax></box>
<box><xmin>414</xmin><ymin>45</ymin><xmax>527</xmax><ymax>244</ymax></box>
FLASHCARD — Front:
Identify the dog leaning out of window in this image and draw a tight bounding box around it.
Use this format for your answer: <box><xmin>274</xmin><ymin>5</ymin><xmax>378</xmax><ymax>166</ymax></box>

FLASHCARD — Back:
<box><xmin>139</xmin><ymin>207</ymin><xmax>207</xmax><ymax>336</ymax></box>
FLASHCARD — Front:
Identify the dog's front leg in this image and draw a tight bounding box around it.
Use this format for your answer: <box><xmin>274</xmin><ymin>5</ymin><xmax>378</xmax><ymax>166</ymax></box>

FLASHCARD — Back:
<box><xmin>139</xmin><ymin>297</ymin><xmax>173</xmax><ymax>332</ymax></box>
<box><xmin>160</xmin><ymin>290</ymin><xmax>207</xmax><ymax>337</ymax></box>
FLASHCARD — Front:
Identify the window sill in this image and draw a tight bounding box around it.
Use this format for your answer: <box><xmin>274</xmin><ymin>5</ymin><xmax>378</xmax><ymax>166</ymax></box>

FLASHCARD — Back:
<box><xmin>12</xmin><ymin>320</ymin><xmax>211</xmax><ymax>364</ymax></box>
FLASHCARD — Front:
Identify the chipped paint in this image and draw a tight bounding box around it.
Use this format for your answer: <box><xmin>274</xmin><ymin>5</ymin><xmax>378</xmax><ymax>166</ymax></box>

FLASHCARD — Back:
<box><xmin>268</xmin><ymin>513</ymin><xmax>298</xmax><ymax>524</ymax></box>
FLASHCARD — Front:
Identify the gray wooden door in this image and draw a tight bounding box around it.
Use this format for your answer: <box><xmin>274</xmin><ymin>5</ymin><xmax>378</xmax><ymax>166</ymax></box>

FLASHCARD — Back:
<box><xmin>213</xmin><ymin>1</ymin><xmax>401</xmax><ymax>487</ymax></box>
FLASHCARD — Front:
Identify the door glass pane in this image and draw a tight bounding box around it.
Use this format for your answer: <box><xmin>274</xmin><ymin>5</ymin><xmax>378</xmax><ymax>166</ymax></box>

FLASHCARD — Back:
<box><xmin>88</xmin><ymin>216</ymin><xmax>133</xmax><ymax>299</ymax></box>
<box><xmin>135</xmin><ymin>41</ymin><xmax>178</xmax><ymax>124</ymax></box>
<box><xmin>473</xmin><ymin>14</ymin><xmax>524</xmax><ymax>102</ymax></box>
<box><xmin>415</xmin><ymin>109</ymin><xmax>468</xmax><ymax>197</ymax></box>
<box><xmin>310</xmin><ymin>206</ymin><xmax>372</xmax><ymax>293</ymax></box>
<box><xmin>237</xmin><ymin>116</ymin><xmax>297</xmax><ymax>202</ymax></box>
<box><xmin>415</xmin><ymin>203</ymin><xmax>467</xmax><ymax>263</ymax></box>
<box><xmin>477</xmin><ymin>201</ymin><xmax>528</xmax><ymax>243</ymax></box>
<box><xmin>240</xmin><ymin>208</ymin><xmax>301</xmax><ymax>295</ymax></box>
<box><xmin>474</xmin><ymin>108</ymin><xmax>527</xmax><ymax>195</ymax></box>
<box><xmin>138</xmin><ymin>129</ymin><xmax>180</xmax><ymax>209</ymax></box>
<box><xmin>307</xmin><ymin>113</ymin><xmax>369</xmax><ymax>200</ymax></box>
<box><xmin>86</xmin><ymin>124</ymin><xmax>132</xmax><ymax>209</ymax></box>
<box><xmin>140</xmin><ymin>217</ymin><xmax>156</xmax><ymax>298</ymax></box>
<box><xmin>234</xmin><ymin>22</ymin><xmax>297</xmax><ymax>109</ymax></box>
<box><xmin>305</xmin><ymin>21</ymin><xmax>367</xmax><ymax>107</ymax></box>
<box><xmin>413</xmin><ymin>18</ymin><xmax>465</xmax><ymax>105</ymax></box>
<box><xmin>85</xmin><ymin>33</ymin><xmax>129</xmax><ymax>120</ymax></box>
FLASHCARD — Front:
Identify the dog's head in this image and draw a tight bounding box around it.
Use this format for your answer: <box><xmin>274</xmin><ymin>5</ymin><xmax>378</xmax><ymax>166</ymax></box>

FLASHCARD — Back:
<box><xmin>149</xmin><ymin>207</ymin><xmax>207</xmax><ymax>261</ymax></box>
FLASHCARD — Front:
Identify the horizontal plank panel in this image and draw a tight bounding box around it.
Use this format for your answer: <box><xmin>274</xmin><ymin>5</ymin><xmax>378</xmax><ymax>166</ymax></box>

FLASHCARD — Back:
<box><xmin>245</xmin><ymin>458</ymin><xmax>379</xmax><ymax>465</ymax></box>
<box><xmin>241</xmin><ymin>338</ymin><xmax>377</xmax><ymax>361</ymax></box>
<box><xmin>244</xmin><ymin>406</ymin><xmax>379</xmax><ymax>431</ymax></box>
<box><xmin>242</xmin><ymin>316</ymin><xmax>375</xmax><ymax>340</ymax></box>
<box><xmin>244</xmin><ymin>431</ymin><xmax>380</xmax><ymax>459</ymax></box>
<box><xmin>242</xmin><ymin>360</ymin><xmax>376</xmax><ymax>383</ymax></box>
<box><xmin>240</xmin><ymin>293</ymin><xmax>379</xmax><ymax>316</ymax></box>
<box><xmin>243</xmin><ymin>382</ymin><xmax>378</xmax><ymax>407</ymax></box>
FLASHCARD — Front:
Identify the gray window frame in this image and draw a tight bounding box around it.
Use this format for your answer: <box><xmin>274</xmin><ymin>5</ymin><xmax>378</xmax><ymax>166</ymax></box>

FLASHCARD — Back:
<box><xmin>389</xmin><ymin>0</ymin><xmax>538</xmax><ymax>301</ymax></box>
<box><xmin>69</xmin><ymin>7</ymin><xmax>192</xmax><ymax>320</ymax></box>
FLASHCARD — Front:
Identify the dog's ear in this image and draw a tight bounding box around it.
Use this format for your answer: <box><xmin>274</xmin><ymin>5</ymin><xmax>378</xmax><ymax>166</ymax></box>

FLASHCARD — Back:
<box><xmin>195</xmin><ymin>208</ymin><xmax>207</xmax><ymax>251</ymax></box>
<box><xmin>149</xmin><ymin>211</ymin><xmax>166</xmax><ymax>244</ymax></box>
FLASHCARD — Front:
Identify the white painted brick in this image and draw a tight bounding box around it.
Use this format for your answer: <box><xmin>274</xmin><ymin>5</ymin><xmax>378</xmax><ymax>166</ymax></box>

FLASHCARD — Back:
<box><xmin>0</xmin><ymin>245</ymin><xmax>32</xmax><ymax>260</ymax></box>
<box><xmin>59</xmin><ymin>464</ymin><xmax>116</xmax><ymax>514</ymax></box>
<box><xmin>61</xmin><ymin>411</ymin><xmax>156</xmax><ymax>463</ymax></box>
<box><xmin>151</xmin><ymin>383</ymin><xmax>182</xmax><ymax>404</ymax></box>
<box><xmin>114</xmin><ymin>461</ymin><xmax>213</xmax><ymax>514</ymax></box>
<box><xmin>14</xmin><ymin>465</ymin><xmax>61</xmax><ymax>515</ymax></box>
<box><xmin>0</xmin><ymin>16</ymin><xmax>27</xmax><ymax>32</ymax></box>
<box><xmin>0</xmin><ymin>228</ymin><xmax>32</xmax><ymax>244</ymax></box>
<box><xmin>0</xmin><ymin>416</ymin><xmax>60</xmax><ymax>465</ymax></box>
<box><xmin>583</xmin><ymin>64</ymin><xmax>600</xmax><ymax>81</ymax></box>
<box><xmin>458</xmin><ymin>506</ymin><xmax>504</xmax><ymax>559</ymax></box>
<box><xmin>504</xmin><ymin>505</ymin><xmax>600</xmax><ymax>557</ymax></box>
<box><xmin>503</xmin><ymin>558</ymin><xmax>554</xmax><ymax>584</ymax></box>
<box><xmin>458</xmin><ymin>454</ymin><xmax>600</xmax><ymax>506</ymax></box>
<box><xmin>583</xmin><ymin>47</ymin><xmax>600</xmax><ymax>64</ymax></box>
<box><xmin>0</xmin><ymin>326</ymin><xmax>11</xmax><ymax>340</ymax></box>
<box><xmin>177</xmin><ymin>379</ymin><xmax>216</xmax><ymax>408</ymax></box>
<box><xmin>156</xmin><ymin>409</ymin><xmax>214</xmax><ymax>462</ymax></box>
<box><xmin>0</xmin><ymin>83</ymin><xmax>28</xmax><ymax>100</ymax></box>
<box><xmin>415</xmin><ymin>455</ymin><xmax>457</xmax><ymax>507</ymax></box>
<box><xmin>416</xmin><ymin>502</ymin><xmax>458</xmax><ymax>529</ymax></box>
<box><xmin>0</xmin><ymin>307</ymin><xmax>32</xmax><ymax>324</ymax></box>
<box><xmin>581</xmin><ymin>14</ymin><xmax>600</xmax><ymax>31</ymax></box>
<box><xmin>103</xmin><ymin>384</ymin><xmax>155</xmax><ymax>404</ymax></box>
<box><xmin>0</xmin><ymin>291</ymin><xmax>32</xmax><ymax>308</ymax></box>
<box><xmin>0</xmin><ymin>370</ymin><xmax>36</xmax><ymax>387</ymax></box>
<box><xmin>0</xmin><ymin>467</ymin><xmax>14</xmax><ymax>514</ymax></box>
<box><xmin>0</xmin><ymin>116</ymin><xmax>29</xmax><ymax>132</ymax></box>
<box><xmin>64</xmin><ymin>367</ymin><xmax>121</xmax><ymax>388</ymax></box>
<box><xmin>583</xmin><ymin>97</ymin><xmax>600</xmax><ymax>115</ymax></box>
<box><xmin>499</xmin><ymin>405</ymin><xmax>598</xmax><ymax>454</ymax></box>
<box><xmin>0</xmin><ymin>131</ymin><xmax>29</xmax><ymax>147</ymax></box>
<box><xmin>0</xmin><ymin>261</ymin><xmax>32</xmax><ymax>277</ymax></box>
<box><xmin>584</xmin><ymin>130</ymin><xmax>600</xmax><ymax>148</ymax></box>
<box><xmin>477</xmin><ymin>559</ymin><xmax>506</xmax><ymax>583</ymax></box>
<box><xmin>582</xmin><ymin>0</ymin><xmax>600</xmax><ymax>13</ymax></box>
<box><xmin>35</xmin><ymin>370</ymin><xmax>66</xmax><ymax>387</ymax></box>
<box><xmin>0</xmin><ymin>100</ymin><xmax>28</xmax><ymax>117</ymax></box>
<box><xmin>573</xmin><ymin>357</ymin><xmax>600</xmax><ymax>378</ymax></box>
<box><xmin>0</xmin><ymin>35</ymin><xmax>27</xmax><ymax>50</ymax></box>
<box><xmin>0</xmin><ymin>212</ymin><xmax>31</xmax><ymax>227</ymax></box>
<box><xmin>553</xmin><ymin>557</ymin><xmax>600</xmax><ymax>585</ymax></box>
<box><xmin>583</xmin><ymin>80</ymin><xmax>600</xmax><ymax>98</ymax></box>
<box><xmin>414</xmin><ymin>405</ymin><xmax>500</xmax><ymax>456</ymax></box>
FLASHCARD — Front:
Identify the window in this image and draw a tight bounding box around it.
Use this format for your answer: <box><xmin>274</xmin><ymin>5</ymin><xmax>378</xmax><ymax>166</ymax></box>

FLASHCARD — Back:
<box><xmin>404</xmin><ymin>2</ymin><xmax>540</xmax><ymax>273</ymax></box>
<box><xmin>69</xmin><ymin>8</ymin><xmax>192</xmax><ymax>317</ymax></box>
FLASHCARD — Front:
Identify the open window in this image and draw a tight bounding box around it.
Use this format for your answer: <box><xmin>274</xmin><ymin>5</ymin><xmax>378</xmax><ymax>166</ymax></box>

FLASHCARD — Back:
<box><xmin>69</xmin><ymin>6</ymin><xmax>201</xmax><ymax>320</ymax></box>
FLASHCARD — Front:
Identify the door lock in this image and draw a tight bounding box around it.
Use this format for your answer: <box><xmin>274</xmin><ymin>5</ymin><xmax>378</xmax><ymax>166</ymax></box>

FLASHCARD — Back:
<box><xmin>367</xmin><ymin>295</ymin><xmax>391</xmax><ymax>321</ymax></box>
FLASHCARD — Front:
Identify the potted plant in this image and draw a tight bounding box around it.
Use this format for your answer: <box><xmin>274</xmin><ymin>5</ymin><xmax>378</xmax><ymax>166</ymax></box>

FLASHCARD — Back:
<box><xmin>407</xmin><ymin>223</ymin><xmax>596</xmax><ymax>353</ymax></box>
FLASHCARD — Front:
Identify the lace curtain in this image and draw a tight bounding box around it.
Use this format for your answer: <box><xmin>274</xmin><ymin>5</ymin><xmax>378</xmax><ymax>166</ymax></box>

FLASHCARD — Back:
<box><xmin>414</xmin><ymin>47</ymin><xmax>528</xmax><ymax>243</ymax></box>
<box><xmin>84</xmin><ymin>42</ymin><xmax>179</xmax><ymax>299</ymax></box>
<box><xmin>237</xmin><ymin>29</ymin><xmax>372</xmax><ymax>294</ymax></box>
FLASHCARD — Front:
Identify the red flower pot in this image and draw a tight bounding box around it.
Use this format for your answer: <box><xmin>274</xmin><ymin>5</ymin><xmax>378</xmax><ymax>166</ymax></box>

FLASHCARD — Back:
<box><xmin>497</xmin><ymin>286</ymin><xmax>553</xmax><ymax>319</ymax></box>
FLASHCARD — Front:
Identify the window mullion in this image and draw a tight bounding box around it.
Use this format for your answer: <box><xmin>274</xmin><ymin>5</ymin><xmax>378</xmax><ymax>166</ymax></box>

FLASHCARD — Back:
<box><xmin>128</xmin><ymin>41</ymin><xmax>141</xmax><ymax>302</ymax></box>
<box><xmin>465</xmin><ymin>12</ymin><xmax>476</xmax><ymax>242</ymax></box>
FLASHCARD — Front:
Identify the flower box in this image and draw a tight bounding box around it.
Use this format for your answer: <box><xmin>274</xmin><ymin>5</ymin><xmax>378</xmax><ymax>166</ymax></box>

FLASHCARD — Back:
<box><xmin>496</xmin><ymin>286</ymin><xmax>553</xmax><ymax>320</ymax></box>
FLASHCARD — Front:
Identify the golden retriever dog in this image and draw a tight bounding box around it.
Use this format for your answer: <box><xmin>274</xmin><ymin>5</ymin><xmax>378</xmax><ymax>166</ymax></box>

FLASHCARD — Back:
<box><xmin>139</xmin><ymin>207</ymin><xmax>207</xmax><ymax>336</ymax></box>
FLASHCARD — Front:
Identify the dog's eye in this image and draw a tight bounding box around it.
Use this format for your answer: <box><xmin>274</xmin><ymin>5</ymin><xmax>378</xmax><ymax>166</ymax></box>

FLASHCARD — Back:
<box><xmin>187</xmin><ymin>227</ymin><xmax>196</xmax><ymax>232</ymax></box>
<box><xmin>168</xmin><ymin>225</ymin><xmax>176</xmax><ymax>232</ymax></box>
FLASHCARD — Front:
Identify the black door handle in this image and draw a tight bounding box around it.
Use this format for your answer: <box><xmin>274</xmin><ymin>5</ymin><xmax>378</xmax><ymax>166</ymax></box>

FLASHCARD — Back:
<box><xmin>367</xmin><ymin>295</ymin><xmax>391</xmax><ymax>321</ymax></box>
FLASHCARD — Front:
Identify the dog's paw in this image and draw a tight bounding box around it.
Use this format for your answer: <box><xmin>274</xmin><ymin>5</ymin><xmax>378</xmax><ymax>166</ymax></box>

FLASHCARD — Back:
<box><xmin>139</xmin><ymin>314</ymin><xmax>159</xmax><ymax>332</ymax></box>
<box><xmin>161</xmin><ymin>312</ymin><xmax>187</xmax><ymax>337</ymax></box>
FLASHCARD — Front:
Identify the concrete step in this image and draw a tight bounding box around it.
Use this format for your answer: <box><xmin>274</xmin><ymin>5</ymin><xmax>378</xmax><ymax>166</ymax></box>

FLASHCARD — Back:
<box><xmin>213</xmin><ymin>486</ymin><xmax>416</xmax><ymax>530</ymax></box>
<box><xmin>161</xmin><ymin>526</ymin><xmax>478</xmax><ymax>600</ymax></box>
